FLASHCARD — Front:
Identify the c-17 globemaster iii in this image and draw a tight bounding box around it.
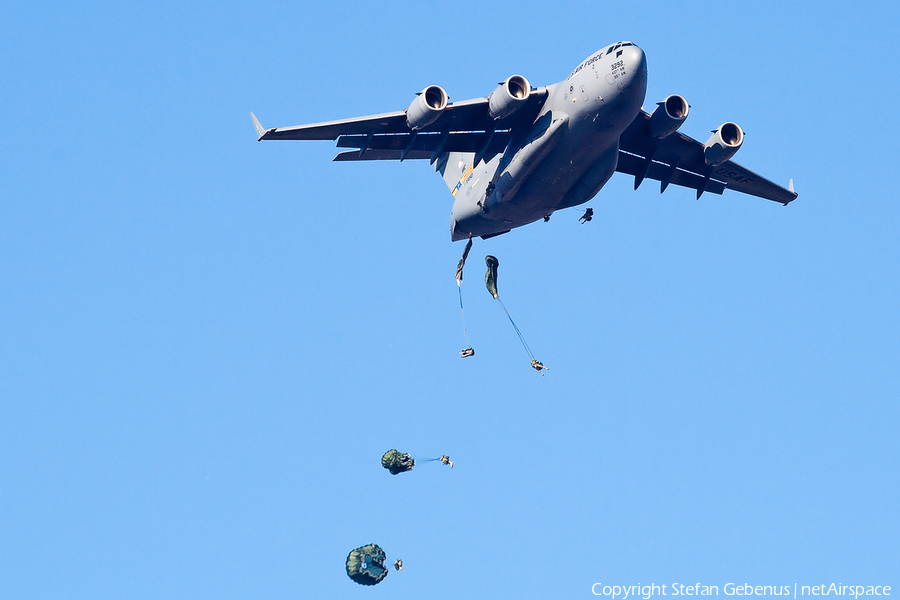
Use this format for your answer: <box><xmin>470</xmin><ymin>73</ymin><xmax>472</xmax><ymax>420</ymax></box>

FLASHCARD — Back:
<box><xmin>251</xmin><ymin>42</ymin><xmax>797</xmax><ymax>241</ymax></box>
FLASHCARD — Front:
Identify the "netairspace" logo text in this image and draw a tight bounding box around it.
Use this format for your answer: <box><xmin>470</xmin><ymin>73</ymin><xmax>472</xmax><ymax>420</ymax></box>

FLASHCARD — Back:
<box><xmin>591</xmin><ymin>584</ymin><xmax>892</xmax><ymax>600</ymax></box>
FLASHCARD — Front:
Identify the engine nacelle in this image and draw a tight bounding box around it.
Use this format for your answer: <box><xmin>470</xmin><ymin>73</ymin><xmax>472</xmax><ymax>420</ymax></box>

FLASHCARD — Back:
<box><xmin>703</xmin><ymin>122</ymin><xmax>744</xmax><ymax>166</ymax></box>
<box><xmin>488</xmin><ymin>75</ymin><xmax>531</xmax><ymax>120</ymax></box>
<box><xmin>648</xmin><ymin>94</ymin><xmax>689</xmax><ymax>139</ymax></box>
<box><xmin>406</xmin><ymin>85</ymin><xmax>448</xmax><ymax>131</ymax></box>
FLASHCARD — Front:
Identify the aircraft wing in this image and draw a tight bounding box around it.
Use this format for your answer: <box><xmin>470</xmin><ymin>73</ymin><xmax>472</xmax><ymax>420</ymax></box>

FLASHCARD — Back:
<box><xmin>616</xmin><ymin>110</ymin><xmax>797</xmax><ymax>204</ymax></box>
<box><xmin>252</xmin><ymin>89</ymin><xmax>549</xmax><ymax>162</ymax></box>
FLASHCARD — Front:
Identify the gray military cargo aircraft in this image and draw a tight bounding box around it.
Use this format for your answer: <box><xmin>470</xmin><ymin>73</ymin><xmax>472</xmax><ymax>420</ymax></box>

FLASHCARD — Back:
<box><xmin>251</xmin><ymin>42</ymin><xmax>796</xmax><ymax>241</ymax></box>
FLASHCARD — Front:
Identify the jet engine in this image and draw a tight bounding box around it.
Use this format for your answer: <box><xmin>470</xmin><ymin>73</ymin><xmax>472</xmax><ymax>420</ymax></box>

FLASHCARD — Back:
<box><xmin>648</xmin><ymin>94</ymin><xmax>689</xmax><ymax>138</ymax></box>
<box><xmin>406</xmin><ymin>85</ymin><xmax>449</xmax><ymax>130</ymax></box>
<box><xmin>488</xmin><ymin>75</ymin><xmax>531</xmax><ymax>120</ymax></box>
<box><xmin>703</xmin><ymin>122</ymin><xmax>743</xmax><ymax>166</ymax></box>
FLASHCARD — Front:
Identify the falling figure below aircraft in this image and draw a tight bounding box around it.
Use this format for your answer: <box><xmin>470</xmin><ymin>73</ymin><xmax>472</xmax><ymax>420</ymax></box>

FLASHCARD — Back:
<box><xmin>579</xmin><ymin>207</ymin><xmax>593</xmax><ymax>223</ymax></box>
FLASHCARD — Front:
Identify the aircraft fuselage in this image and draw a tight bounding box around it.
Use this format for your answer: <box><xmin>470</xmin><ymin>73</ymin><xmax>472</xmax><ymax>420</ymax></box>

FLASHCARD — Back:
<box><xmin>449</xmin><ymin>43</ymin><xmax>647</xmax><ymax>240</ymax></box>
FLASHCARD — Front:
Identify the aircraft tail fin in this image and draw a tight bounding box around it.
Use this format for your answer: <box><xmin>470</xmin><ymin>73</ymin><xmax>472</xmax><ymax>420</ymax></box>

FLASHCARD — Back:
<box><xmin>439</xmin><ymin>151</ymin><xmax>476</xmax><ymax>195</ymax></box>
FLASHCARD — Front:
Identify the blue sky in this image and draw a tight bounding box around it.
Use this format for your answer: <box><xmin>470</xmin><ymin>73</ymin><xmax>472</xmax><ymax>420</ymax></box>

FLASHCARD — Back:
<box><xmin>2</xmin><ymin>1</ymin><xmax>897</xmax><ymax>598</ymax></box>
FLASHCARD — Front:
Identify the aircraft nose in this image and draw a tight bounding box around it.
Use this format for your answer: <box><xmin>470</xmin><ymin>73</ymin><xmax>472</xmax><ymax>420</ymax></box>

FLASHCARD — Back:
<box><xmin>623</xmin><ymin>45</ymin><xmax>647</xmax><ymax>86</ymax></box>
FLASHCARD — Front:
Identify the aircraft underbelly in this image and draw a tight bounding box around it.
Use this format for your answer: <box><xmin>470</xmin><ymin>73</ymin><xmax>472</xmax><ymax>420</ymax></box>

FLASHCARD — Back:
<box><xmin>504</xmin><ymin>129</ymin><xmax>619</xmax><ymax>220</ymax></box>
<box><xmin>449</xmin><ymin>52</ymin><xmax>646</xmax><ymax>241</ymax></box>
<box><xmin>449</xmin><ymin>127</ymin><xmax>619</xmax><ymax>240</ymax></box>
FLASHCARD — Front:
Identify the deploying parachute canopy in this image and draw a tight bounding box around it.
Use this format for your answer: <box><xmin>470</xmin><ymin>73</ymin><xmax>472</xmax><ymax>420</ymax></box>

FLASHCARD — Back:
<box><xmin>346</xmin><ymin>543</ymin><xmax>388</xmax><ymax>586</ymax></box>
<box><xmin>456</xmin><ymin>237</ymin><xmax>473</xmax><ymax>284</ymax></box>
<box><xmin>484</xmin><ymin>255</ymin><xmax>547</xmax><ymax>373</ymax></box>
<box><xmin>457</xmin><ymin>237</ymin><xmax>475</xmax><ymax>357</ymax></box>
<box><xmin>382</xmin><ymin>449</ymin><xmax>415</xmax><ymax>475</ymax></box>
<box><xmin>485</xmin><ymin>255</ymin><xmax>499</xmax><ymax>300</ymax></box>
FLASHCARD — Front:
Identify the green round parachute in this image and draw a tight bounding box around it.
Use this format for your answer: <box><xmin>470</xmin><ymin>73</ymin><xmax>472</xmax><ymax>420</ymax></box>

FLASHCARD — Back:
<box><xmin>485</xmin><ymin>255</ymin><xmax>499</xmax><ymax>299</ymax></box>
<box><xmin>381</xmin><ymin>449</ymin><xmax>415</xmax><ymax>475</ymax></box>
<box><xmin>346</xmin><ymin>543</ymin><xmax>388</xmax><ymax>586</ymax></box>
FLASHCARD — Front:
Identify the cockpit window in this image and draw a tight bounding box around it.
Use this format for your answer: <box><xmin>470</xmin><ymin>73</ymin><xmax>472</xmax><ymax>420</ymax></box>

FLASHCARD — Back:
<box><xmin>607</xmin><ymin>41</ymin><xmax>634</xmax><ymax>55</ymax></box>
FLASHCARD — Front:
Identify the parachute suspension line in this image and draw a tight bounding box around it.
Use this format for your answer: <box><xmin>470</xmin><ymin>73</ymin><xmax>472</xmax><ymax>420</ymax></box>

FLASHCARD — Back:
<box><xmin>458</xmin><ymin>284</ymin><xmax>472</xmax><ymax>348</ymax></box>
<box><xmin>420</xmin><ymin>456</ymin><xmax>453</xmax><ymax>468</ymax></box>
<box><xmin>456</xmin><ymin>236</ymin><xmax>475</xmax><ymax>358</ymax></box>
<box><xmin>484</xmin><ymin>254</ymin><xmax>546</xmax><ymax>374</ymax></box>
<box><xmin>497</xmin><ymin>297</ymin><xmax>535</xmax><ymax>361</ymax></box>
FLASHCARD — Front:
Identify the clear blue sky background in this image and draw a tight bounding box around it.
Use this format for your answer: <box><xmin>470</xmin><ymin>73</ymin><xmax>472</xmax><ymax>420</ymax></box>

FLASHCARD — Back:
<box><xmin>2</xmin><ymin>2</ymin><xmax>897</xmax><ymax>598</ymax></box>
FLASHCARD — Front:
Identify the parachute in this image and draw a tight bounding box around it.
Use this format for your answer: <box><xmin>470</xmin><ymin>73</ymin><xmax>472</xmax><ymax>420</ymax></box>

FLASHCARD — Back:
<box><xmin>346</xmin><ymin>543</ymin><xmax>388</xmax><ymax>586</ymax></box>
<box><xmin>484</xmin><ymin>255</ymin><xmax>499</xmax><ymax>299</ymax></box>
<box><xmin>383</xmin><ymin>449</ymin><xmax>454</xmax><ymax>473</ymax></box>
<box><xmin>484</xmin><ymin>255</ymin><xmax>547</xmax><ymax>374</ymax></box>
<box><xmin>382</xmin><ymin>449</ymin><xmax>415</xmax><ymax>475</ymax></box>
<box><xmin>455</xmin><ymin>236</ymin><xmax>473</xmax><ymax>284</ymax></box>
<box><xmin>457</xmin><ymin>237</ymin><xmax>475</xmax><ymax>357</ymax></box>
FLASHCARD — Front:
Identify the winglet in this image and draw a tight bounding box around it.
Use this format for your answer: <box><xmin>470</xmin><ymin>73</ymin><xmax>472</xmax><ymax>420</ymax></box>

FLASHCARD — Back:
<box><xmin>781</xmin><ymin>178</ymin><xmax>797</xmax><ymax>205</ymax></box>
<box><xmin>250</xmin><ymin>112</ymin><xmax>266</xmax><ymax>141</ymax></box>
